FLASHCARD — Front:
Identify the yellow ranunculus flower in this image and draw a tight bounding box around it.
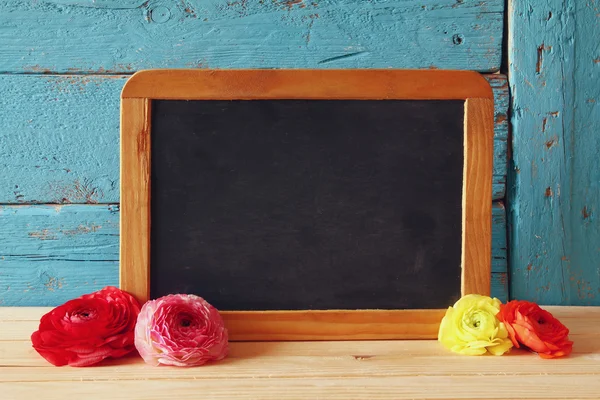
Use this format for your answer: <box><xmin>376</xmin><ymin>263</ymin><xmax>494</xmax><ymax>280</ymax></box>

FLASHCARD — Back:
<box><xmin>438</xmin><ymin>294</ymin><xmax>513</xmax><ymax>356</ymax></box>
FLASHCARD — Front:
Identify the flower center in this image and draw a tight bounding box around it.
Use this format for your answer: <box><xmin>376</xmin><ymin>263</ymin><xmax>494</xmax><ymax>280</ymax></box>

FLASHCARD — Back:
<box><xmin>463</xmin><ymin>309</ymin><xmax>495</xmax><ymax>333</ymax></box>
<box><xmin>181</xmin><ymin>319</ymin><xmax>191</xmax><ymax>327</ymax></box>
<box><xmin>76</xmin><ymin>309</ymin><xmax>94</xmax><ymax>318</ymax></box>
<box><xmin>69</xmin><ymin>308</ymin><xmax>96</xmax><ymax>323</ymax></box>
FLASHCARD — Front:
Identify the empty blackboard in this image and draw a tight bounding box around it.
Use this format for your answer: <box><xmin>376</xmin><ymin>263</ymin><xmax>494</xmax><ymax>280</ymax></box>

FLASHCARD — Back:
<box><xmin>150</xmin><ymin>99</ymin><xmax>463</xmax><ymax>311</ymax></box>
<box><xmin>120</xmin><ymin>69</ymin><xmax>494</xmax><ymax>340</ymax></box>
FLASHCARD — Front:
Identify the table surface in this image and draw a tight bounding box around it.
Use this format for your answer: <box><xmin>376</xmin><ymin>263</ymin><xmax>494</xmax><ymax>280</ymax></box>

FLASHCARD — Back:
<box><xmin>1</xmin><ymin>307</ymin><xmax>599</xmax><ymax>399</ymax></box>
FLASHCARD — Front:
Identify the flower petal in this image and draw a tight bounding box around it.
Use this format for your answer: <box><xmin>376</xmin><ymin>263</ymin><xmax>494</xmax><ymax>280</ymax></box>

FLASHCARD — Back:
<box><xmin>135</xmin><ymin>294</ymin><xmax>229</xmax><ymax>367</ymax></box>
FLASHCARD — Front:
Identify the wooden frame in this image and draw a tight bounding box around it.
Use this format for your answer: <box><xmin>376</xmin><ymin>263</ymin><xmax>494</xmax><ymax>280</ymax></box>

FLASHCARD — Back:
<box><xmin>120</xmin><ymin>69</ymin><xmax>494</xmax><ymax>341</ymax></box>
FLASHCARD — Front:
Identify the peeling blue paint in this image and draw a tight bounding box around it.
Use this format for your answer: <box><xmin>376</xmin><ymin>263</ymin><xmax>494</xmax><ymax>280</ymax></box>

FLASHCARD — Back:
<box><xmin>509</xmin><ymin>0</ymin><xmax>600</xmax><ymax>305</ymax></box>
<box><xmin>0</xmin><ymin>0</ymin><xmax>504</xmax><ymax>73</ymax></box>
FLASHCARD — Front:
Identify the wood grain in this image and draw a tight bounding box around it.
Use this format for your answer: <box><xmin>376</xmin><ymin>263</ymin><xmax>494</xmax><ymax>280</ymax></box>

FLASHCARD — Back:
<box><xmin>508</xmin><ymin>0</ymin><xmax>600</xmax><ymax>305</ymax></box>
<box><xmin>1</xmin><ymin>307</ymin><xmax>598</xmax><ymax>400</ymax></box>
<box><xmin>487</xmin><ymin>75</ymin><xmax>509</xmax><ymax>199</ymax></box>
<box><xmin>491</xmin><ymin>201</ymin><xmax>508</xmax><ymax>302</ymax></box>
<box><xmin>119</xmin><ymin>98</ymin><xmax>151</xmax><ymax>304</ymax></box>
<box><xmin>0</xmin><ymin>75</ymin><xmax>126</xmax><ymax>204</ymax></box>
<box><xmin>3</xmin><ymin>376</ymin><xmax>600</xmax><ymax>400</ymax></box>
<box><xmin>2</xmin><ymin>338</ymin><xmax>600</xmax><ymax>372</ymax></box>
<box><xmin>462</xmin><ymin>98</ymin><xmax>494</xmax><ymax>296</ymax></box>
<box><xmin>121</xmin><ymin>69</ymin><xmax>493</xmax><ymax>100</ymax></box>
<box><xmin>0</xmin><ymin>204</ymin><xmax>120</xmax><ymax>306</ymax></box>
<box><xmin>220</xmin><ymin>309</ymin><xmax>445</xmax><ymax>341</ymax></box>
<box><xmin>120</xmin><ymin>70</ymin><xmax>494</xmax><ymax>339</ymax></box>
<box><xmin>0</xmin><ymin>0</ymin><xmax>504</xmax><ymax>73</ymax></box>
<box><xmin>2</xmin><ymin>348</ymin><xmax>600</xmax><ymax>378</ymax></box>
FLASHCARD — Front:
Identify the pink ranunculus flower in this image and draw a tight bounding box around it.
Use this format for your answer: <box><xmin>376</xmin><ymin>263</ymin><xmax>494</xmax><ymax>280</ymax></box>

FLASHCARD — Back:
<box><xmin>134</xmin><ymin>294</ymin><xmax>229</xmax><ymax>367</ymax></box>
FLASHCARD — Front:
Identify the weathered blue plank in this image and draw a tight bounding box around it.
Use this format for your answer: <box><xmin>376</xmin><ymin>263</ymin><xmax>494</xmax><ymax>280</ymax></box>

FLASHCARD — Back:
<box><xmin>0</xmin><ymin>0</ymin><xmax>504</xmax><ymax>73</ymax></box>
<box><xmin>0</xmin><ymin>76</ymin><xmax>126</xmax><ymax>204</ymax></box>
<box><xmin>488</xmin><ymin>75</ymin><xmax>509</xmax><ymax>199</ymax></box>
<box><xmin>0</xmin><ymin>74</ymin><xmax>509</xmax><ymax>204</ymax></box>
<box><xmin>0</xmin><ymin>205</ymin><xmax>119</xmax><ymax>306</ymax></box>
<box><xmin>0</xmin><ymin>202</ymin><xmax>508</xmax><ymax>306</ymax></box>
<box><xmin>492</xmin><ymin>202</ymin><xmax>507</xmax><ymax>275</ymax></box>
<box><xmin>491</xmin><ymin>202</ymin><xmax>508</xmax><ymax>302</ymax></box>
<box><xmin>491</xmin><ymin>273</ymin><xmax>508</xmax><ymax>303</ymax></box>
<box><xmin>509</xmin><ymin>0</ymin><xmax>599</xmax><ymax>305</ymax></box>
<box><xmin>46</xmin><ymin>0</ymin><xmax>145</xmax><ymax>8</ymax></box>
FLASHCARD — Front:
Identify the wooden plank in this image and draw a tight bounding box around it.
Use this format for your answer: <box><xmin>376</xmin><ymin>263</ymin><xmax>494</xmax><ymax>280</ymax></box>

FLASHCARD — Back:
<box><xmin>0</xmin><ymin>205</ymin><xmax>119</xmax><ymax>306</ymax></box>
<box><xmin>120</xmin><ymin>69</ymin><xmax>493</xmax><ymax>99</ymax></box>
<box><xmin>508</xmin><ymin>0</ymin><xmax>600</xmax><ymax>305</ymax></box>
<box><xmin>491</xmin><ymin>271</ymin><xmax>509</xmax><ymax>303</ymax></box>
<box><xmin>0</xmin><ymin>0</ymin><xmax>504</xmax><ymax>74</ymax></box>
<box><xmin>487</xmin><ymin>75</ymin><xmax>510</xmax><ymax>142</ymax></box>
<box><xmin>491</xmin><ymin>202</ymin><xmax>508</xmax><ymax>274</ymax></box>
<box><xmin>119</xmin><ymin>98</ymin><xmax>151</xmax><ymax>305</ymax></box>
<box><xmin>1</xmin><ymin>375</ymin><xmax>599</xmax><ymax>400</ymax></box>
<box><xmin>1</xmin><ymin>339</ymin><xmax>599</xmax><ymax>376</ymax></box>
<box><xmin>0</xmin><ymin>74</ymin><xmax>508</xmax><ymax>204</ymax></box>
<box><xmin>221</xmin><ymin>310</ymin><xmax>445</xmax><ymax>341</ymax></box>
<box><xmin>0</xmin><ymin>202</ymin><xmax>508</xmax><ymax>306</ymax></box>
<box><xmin>0</xmin><ymin>75</ymin><xmax>126</xmax><ymax>204</ymax></box>
<box><xmin>462</xmin><ymin>98</ymin><xmax>493</xmax><ymax>296</ymax></box>
<box><xmin>0</xmin><ymin>307</ymin><xmax>45</xmax><ymax>321</ymax></box>
<box><xmin>491</xmin><ymin>201</ymin><xmax>508</xmax><ymax>302</ymax></box>
<box><xmin>488</xmin><ymin>75</ymin><xmax>509</xmax><ymax>199</ymax></box>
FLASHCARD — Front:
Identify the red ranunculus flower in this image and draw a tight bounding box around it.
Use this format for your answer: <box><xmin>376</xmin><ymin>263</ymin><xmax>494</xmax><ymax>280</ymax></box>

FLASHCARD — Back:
<box><xmin>31</xmin><ymin>286</ymin><xmax>141</xmax><ymax>367</ymax></box>
<box><xmin>497</xmin><ymin>300</ymin><xmax>573</xmax><ymax>359</ymax></box>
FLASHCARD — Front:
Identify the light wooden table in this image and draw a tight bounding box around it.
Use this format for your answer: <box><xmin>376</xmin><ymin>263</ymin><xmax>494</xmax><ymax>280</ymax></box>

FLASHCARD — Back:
<box><xmin>1</xmin><ymin>307</ymin><xmax>599</xmax><ymax>399</ymax></box>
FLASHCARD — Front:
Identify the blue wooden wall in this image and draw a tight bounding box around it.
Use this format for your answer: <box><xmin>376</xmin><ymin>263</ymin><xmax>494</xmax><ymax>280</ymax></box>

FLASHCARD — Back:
<box><xmin>0</xmin><ymin>0</ymin><xmax>511</xmax><ymax>305</ymax></box>
<box><xmin>509</xmin><ymin>0</ymin><xmax>600</xmax><ymax>305</ymax></box>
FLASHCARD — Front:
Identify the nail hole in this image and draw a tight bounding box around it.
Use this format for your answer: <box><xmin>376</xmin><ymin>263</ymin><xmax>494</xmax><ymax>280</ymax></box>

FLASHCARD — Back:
<box><xmin>352</xmin><ymin>355</ymin><xmax>375</xmax><ymax>360</ymax></box>
<box><xmin>149</xmin><ymin>6</ymin><xmax>171</xmax><ymax>23</ymax></box>
<box><xmin>452</xmin><ymin>34</ymin><xmax>464</xmax><ymax>45</ymax></box>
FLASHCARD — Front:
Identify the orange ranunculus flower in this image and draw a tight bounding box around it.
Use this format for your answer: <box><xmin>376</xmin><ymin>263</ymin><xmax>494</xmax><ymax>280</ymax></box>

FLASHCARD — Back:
<box><xmin>497</xmin><ymin>300</ymin><xmax>573</xmax><ymax>359</ymax></box>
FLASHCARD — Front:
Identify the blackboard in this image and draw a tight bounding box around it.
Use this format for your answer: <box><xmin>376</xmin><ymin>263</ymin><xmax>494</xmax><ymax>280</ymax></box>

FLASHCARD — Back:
<box><xmin>120</xmin><ymin>69</ymin><xmax>494</xmax><ymax>340</ymax></box>
<box><xmin>150</xmin><ymin>99</ymin><xmax>463</xmax><ymax>310</ymax></box>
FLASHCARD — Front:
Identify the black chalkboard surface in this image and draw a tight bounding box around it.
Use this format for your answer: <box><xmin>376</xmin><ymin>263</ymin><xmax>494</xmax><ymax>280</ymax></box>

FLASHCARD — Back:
<box><xmin>150</xmin><ymin>100</ymin><xmax>463</xmax><ymax>310</ymax></box>
<box><xmin>120</xmin><ymin>69</ymin><xmax>494</xmax><ymax>340</ymax></box>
